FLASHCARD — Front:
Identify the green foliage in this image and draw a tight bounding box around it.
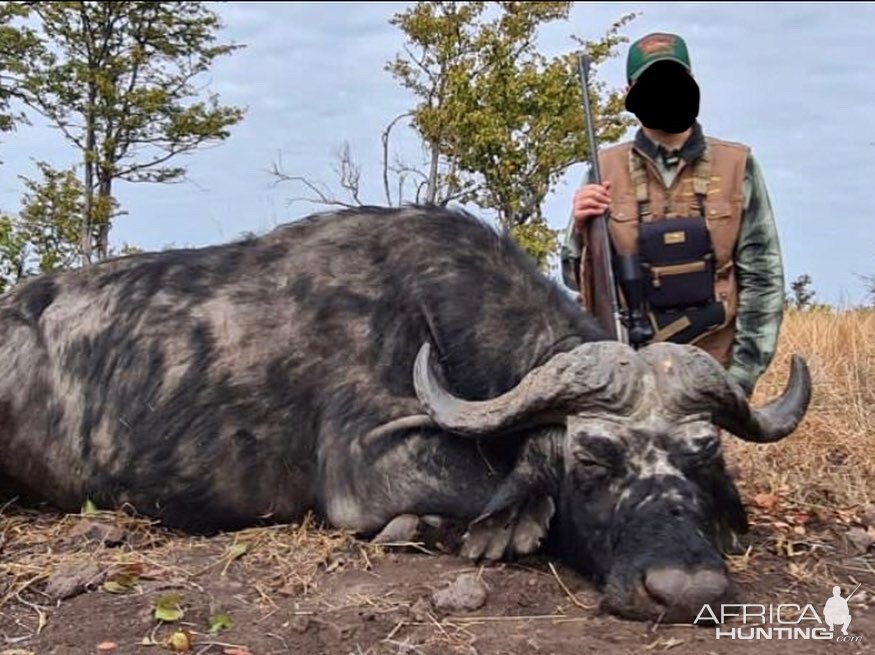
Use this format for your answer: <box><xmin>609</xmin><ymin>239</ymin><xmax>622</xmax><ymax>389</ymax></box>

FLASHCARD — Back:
<box><xmin>509</xmin><ymin>217</ymin><xmax>559</xmax><ymax>271</ymax></box>
<box><xmin>386</xmin><ymin>1</ymin><xmax>637</xmax><ymax>267</ymax></box>
<box><xmin>0</xmin><ymin>2</ymin><xmax>41</xmax><ymax>135</ymax></box>
<box><xmin>0</xmin><ymin>213</ymin><xmax>27</xmax><ymax>292</ymax></box>
<box><xmin>0</xmin><ymin>161</ymin><xmax>94</xmax><ymax>292</ymax></box>
<box><xmin>7</xmin><ymin>1</ymin><xmax>246</xmax><ymax>262</ymax></box>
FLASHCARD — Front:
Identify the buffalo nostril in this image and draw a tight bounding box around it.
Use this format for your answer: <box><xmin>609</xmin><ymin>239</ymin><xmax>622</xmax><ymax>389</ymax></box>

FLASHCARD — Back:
<box><xmin>689</xmin><ymin>569</ymin><xmax>729</xmax><ymax>606</ymax></box>
<box><xmin>644</xmin><ymin>567</ymin><xmax>729</xmax><ymax>615</ymax></box>
<box><xmin>644</xmin><ymin>567</ymin><xmax>690</xmax><ymax>607</ymax></box>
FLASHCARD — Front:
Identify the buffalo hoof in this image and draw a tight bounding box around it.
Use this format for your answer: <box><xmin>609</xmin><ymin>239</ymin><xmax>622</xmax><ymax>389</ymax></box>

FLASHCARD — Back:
<box><xmin>370</xmin><ymin>514</ymin><xmax>453</xmax><ymax>545</ymax></box>
<box><xmin>461</xmin><ymin>495</ymin><xmax>555</xmax><ymax>562</ymax></box>
<box><xmin>371</xmin><ymin>514</ymin><xmax>422</xmax><ymax>544</ymax></box>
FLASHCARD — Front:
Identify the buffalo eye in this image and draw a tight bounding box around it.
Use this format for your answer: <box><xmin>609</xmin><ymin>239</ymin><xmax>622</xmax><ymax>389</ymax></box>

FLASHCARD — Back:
<box><xmin>572</xmin><ymin>451</ymin><xmax>612</xmax><ymax>481</ymax></box>
<box><xmin>680</xmin><ymin>435</ymin><xmax>721</xmax><ymax>468</ymax></box>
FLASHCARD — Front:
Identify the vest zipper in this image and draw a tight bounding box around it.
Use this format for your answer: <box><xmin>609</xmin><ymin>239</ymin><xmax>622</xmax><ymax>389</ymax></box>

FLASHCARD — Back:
<box><xmin>650</xmin><ymin>261</ymin><xmax>707</xmax><ymax>288</ymax></box>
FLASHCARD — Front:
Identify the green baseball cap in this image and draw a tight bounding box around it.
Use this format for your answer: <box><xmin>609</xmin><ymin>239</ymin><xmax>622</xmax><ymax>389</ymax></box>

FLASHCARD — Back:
<box><xmin>626</xmin><ymin>32</ymin><xmax>691</xmax><ymax>83</ymax></box>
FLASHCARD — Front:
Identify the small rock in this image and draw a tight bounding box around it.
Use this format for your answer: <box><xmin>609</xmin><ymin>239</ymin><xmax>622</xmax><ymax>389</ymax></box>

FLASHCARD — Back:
<box><xmin>288</xmin><ymin>615</ymin><xmax>311</xmax><ymax>633</ymax></box>
<box><xmin>68</xmin><ymin>519</ymin><xmax>127</xmax><ymax>546</ymax></box>
<box><xmin>845</xmin><ymin>527</ymin><xmax>874</xmax><ymax>554</ymax></box>
<box><xmin>408</xmin><ymin>597</ymin><xmax>432</xmax><ymax>622</ymax></box>
<box><xmin>431</xmin><ymin>573</ymin><xmax>488</xmax><ymax>612</ymax></box>
<box><xmin>44</xmin><ymin>562</ymin><xmax>104</xmax><ymax>600</ymax></box>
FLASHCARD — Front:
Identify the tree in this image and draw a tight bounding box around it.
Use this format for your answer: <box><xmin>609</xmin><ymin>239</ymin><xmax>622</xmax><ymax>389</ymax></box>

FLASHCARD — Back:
<box><xmin>0</xmin><ymin>2</ymin><xmax>41</xmax><ymax>137</ymax></box>
<box><xmin>0</xmin><ymin>161</ymin><xmax>148</xmax><ymax>293</ymax></box>
<box><xmin>789</xmin><ymin>273</ymin><xmax>816</xmax><ymax>310</ymax></box>
<box><xmin>0</xmin><ymin>162</ymin><xmax>90</xmax><ymax>292</ymax></box>
<box><xmin>274</xmin><ymin>2</ymin><xmax>636</xmax><ymax>271</ymax></box>
<box><xmin>388</xmin><ymin>2</ymin><xmax>635</xmax><ymax>268</ymax></box>
<box><xmin>12</xmin><ymin>1</ymin><xmax>245</xmax><ymax>264</ymax></box>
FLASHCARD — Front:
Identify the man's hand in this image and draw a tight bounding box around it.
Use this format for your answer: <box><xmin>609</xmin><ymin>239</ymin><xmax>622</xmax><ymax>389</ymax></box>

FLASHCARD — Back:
<box><xmin>572</xmin><ymin>181</ymin><xmax>612</xmax><ymax>232</ymax></box>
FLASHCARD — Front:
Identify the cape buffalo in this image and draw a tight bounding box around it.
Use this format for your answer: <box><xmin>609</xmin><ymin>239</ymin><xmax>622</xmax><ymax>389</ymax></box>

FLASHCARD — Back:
<box><xmin>0</xmin><ymin>205</ymin><xmax>810</xmax><ymax>622</ymax></box>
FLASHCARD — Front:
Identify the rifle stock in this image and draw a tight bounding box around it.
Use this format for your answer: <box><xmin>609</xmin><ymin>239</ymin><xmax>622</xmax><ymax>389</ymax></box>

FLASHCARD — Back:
<box><xmin>576</xmin><ymin>53</ymin><xmax>626</xmax><ymax>343</ymax></box>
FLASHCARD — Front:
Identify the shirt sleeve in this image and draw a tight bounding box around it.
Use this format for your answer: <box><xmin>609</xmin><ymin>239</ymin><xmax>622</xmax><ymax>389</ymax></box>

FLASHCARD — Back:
<box><xmin>560</xmin><ymin>166</ymin><xmax>596</xmax><ymax>291</ymax></box>
<box><xmin>725</xmin><ymin>153</ymin><xmax>786</xmax><ymax>396</ymax></box>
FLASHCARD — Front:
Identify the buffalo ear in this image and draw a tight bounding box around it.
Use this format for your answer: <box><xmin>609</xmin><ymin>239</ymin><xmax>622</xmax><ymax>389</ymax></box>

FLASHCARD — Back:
<box><xmin>473</xmin><ymin>427</ymin><xmax>562</xmax><ymax>522</ymax></box>
<box><xmin>464</xmin><ymin>429</ymin><xmax>562</xmax><ymax>559</ymax></box>
<box><xmin>474</xmin><ymin>471</ymin><xmax>551</xmax><ymax>525</ymax></box>
<box><xmin>699</xmin><ymin>459</ymin><xmax>749</xmax><ymax>555</ymax></box>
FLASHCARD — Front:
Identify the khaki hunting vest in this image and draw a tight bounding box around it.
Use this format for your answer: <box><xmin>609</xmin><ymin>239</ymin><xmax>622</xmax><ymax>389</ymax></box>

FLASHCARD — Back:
<box><xmin>578</xmin><ymin>136</ymin><xmax>749</xmax><ymax>367</ymax></box>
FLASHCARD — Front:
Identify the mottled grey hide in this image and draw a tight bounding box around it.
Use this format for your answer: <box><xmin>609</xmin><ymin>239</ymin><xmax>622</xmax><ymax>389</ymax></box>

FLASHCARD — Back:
<box><xmin>0</xmin><ymin>205</ymin><xmax>811</xmax><ymax>622</ymax></box>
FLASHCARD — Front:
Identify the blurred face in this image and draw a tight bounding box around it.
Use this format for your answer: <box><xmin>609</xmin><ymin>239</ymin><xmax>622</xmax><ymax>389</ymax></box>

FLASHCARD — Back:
<box><xmin>625</xmin><ymin>60</ymin><xmax>701</xmax><ymax>134</ymax></box>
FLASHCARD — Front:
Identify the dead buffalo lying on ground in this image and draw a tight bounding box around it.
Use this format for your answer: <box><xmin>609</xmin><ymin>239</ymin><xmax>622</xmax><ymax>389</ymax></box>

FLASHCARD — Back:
<box><xmin>0</xmin><ymin>205</ymin><xmax>810</xmax><ymax>622</ymax></box>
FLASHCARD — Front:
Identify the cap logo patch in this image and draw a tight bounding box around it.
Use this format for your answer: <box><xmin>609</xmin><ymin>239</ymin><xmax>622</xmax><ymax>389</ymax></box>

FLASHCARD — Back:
<box><xmin>638</xmin><ymin>34</ymin><xmax>677</xmax><ymax>55</ymax></box>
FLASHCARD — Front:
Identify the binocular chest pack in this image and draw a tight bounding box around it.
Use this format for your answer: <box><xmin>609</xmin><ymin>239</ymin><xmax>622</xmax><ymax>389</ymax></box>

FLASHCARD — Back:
<box><xmin>620</xmin><ymin>151</ymin><xmax>728</xmax><ymax>346</ymax></box>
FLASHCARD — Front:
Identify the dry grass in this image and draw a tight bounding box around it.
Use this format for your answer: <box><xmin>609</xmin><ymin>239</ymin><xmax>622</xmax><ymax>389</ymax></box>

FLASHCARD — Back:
<box><xmin>0</xmin><ymin>505</ymin><xmax>378</xmax><ymax>613</ymax></box>
<box><xmin>726</xmin><ymin>308</ymin><xmax>875</xmax><ymax>509</ymax></box>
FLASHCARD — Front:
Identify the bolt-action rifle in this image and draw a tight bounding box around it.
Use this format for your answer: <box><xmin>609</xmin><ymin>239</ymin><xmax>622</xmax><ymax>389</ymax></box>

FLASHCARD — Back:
<box><xmin>576</xmin><ymin>53</ymin><xmax>654</xmax><ymax>348</ymax></box>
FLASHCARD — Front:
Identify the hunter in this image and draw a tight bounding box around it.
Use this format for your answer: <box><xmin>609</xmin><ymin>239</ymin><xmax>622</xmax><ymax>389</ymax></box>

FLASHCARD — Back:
<box><xmin>560</xmin><ymin>32</ymin><xmax>785</xmax><ymax>398</ymax></box>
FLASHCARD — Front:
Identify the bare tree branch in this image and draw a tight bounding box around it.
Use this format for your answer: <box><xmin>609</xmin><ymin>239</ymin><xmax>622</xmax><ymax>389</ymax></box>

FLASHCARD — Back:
<box><xmin>269</xmin><ymin>152</ymin><xmax>362</xmax><ymax>210</ymax></box>
<box><xmin>382</xmin><ymin>111</ymin><xmax>413</xmax><ymax>206</ymax></box>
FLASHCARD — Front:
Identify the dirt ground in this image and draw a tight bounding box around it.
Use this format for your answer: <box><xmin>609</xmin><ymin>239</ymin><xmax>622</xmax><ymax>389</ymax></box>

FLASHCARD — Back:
<box><xmin>0</xmin><ymin>497</ymin><xmax>872</xmax><ymax>655</ymax></box>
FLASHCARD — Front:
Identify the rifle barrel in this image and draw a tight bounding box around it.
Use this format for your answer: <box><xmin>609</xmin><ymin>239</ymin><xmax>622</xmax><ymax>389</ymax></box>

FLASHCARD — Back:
<box><xmin>576</xmin><ymin>53</ymin><xmax>625</xmax><ymax>343</ymax></box>
<box><xmin>577</xmin><ymin>55</ymin><xmax>603</xmax><ymax>185</ymax></box>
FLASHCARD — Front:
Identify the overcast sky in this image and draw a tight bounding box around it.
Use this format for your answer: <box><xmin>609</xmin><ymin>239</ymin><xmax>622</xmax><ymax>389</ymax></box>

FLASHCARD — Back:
<box><xmin>0</xmin><ymin>2</ymin><xmax>872</xmax><ymax>305</ymax></box>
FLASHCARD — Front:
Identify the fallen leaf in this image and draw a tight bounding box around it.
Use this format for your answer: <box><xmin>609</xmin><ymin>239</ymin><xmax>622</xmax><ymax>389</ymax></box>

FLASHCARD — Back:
<box><xmin>791</xmin><ymin>512</ymin><xmax>811</xmax><ymax>525</ymax></box>
<box><xmin>227</xmin><ymin>543</ymin><xmax>248</xmax><ymax>560</ymax></box>
<box><xmin>102</xmin><ymin>575</ymin><xmax>137</xmax><ymax>594</ymax></box>
<box><xmin>154</xmin><ymin>593</ymin><xmax>184</xmax><ymax>623</ymax></box>
<box><xmin>753</xmin><ymin>493</ymin><xmax>778</xmax><ymax>510</ymax></box>
<box><xmin>164</xmin><ymin>630</ymin><xmax>192</xmax><ymax>653</ymax></box>
<box><xmin>208</xmin><ymin>612</ymin><xmax>233</xmax><ymax>634</ymax></box>
<box><xmin>96</xmin><ymin>642</ymin><xmax>117</xmax><ymax>652</ymax></box>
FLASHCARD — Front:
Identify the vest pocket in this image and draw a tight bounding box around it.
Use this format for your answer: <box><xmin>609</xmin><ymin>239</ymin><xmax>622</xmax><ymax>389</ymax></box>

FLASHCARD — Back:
<box><xmin>607</xmin><ymin>199</ymin><xmax>639</xmax><ymax>223</ymax></box>
<box><xmin>704</xmin><ymin>198</ymin><xmax>738</xmax><ymax>264</ymax></box>
<box><xmin>642</xmin><ymin>258</ymin><xmax>716</xmax><ymax>308</ymax></box>
<box><xmin>638</xmin><ymin>216</ymin><xmax>717</xmax><ymax>310</ymax></box>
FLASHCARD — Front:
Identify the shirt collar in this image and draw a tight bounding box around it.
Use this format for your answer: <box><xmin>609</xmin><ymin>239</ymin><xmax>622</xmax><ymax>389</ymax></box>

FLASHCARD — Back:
<box><xmin>633</xmin><ymin>121</ymin><xmax>706</xmax><ymax>167</ymax></box>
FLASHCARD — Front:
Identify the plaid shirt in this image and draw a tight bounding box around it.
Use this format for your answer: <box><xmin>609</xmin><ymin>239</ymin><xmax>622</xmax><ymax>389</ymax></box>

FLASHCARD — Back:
<box><xmin>559</xmin><ymin>125</ymin><xmax>785</xmax><ymax>396</ymax></box>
